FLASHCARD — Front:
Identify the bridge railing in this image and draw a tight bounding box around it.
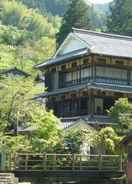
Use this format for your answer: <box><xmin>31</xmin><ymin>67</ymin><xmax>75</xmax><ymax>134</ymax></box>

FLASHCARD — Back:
<box><xmin>8</xmin><ymin>153</ymin><xmax>123</xmax><ymax>172</ymax></box>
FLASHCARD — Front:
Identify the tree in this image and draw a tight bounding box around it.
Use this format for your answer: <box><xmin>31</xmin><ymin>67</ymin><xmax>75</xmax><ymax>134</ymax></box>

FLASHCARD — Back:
<box><xmin>56</xmin><ymin>0</ymin><xmax>92</xmax><ymax>45</ymax></box>
<box><xmin>55</xmin><ymin>124</ymin><xmax>96</xmax><ymax>154</ymax></box>
<box><xmin>0</xmin><ymin>78</ymin><xmax>61</xmax><ymax>153</ymax></box>
<box><xmin>109</xmin><ymin>98</ymin><xmax>132</xmax><ymax>134</ymax></box>
<box><xmin>107</xmin><ymin>0</ymin><xmax>132</xmax><ymax>36</ymax></box>
<box><xmin>94</xmin><ymin>127</ymin><xmax>121</xmax><ymax>154</ymax></box>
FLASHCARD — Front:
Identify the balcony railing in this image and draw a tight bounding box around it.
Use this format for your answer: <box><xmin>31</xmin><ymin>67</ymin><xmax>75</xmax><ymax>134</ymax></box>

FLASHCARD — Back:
<box><xmin>60</xmin><ymin>76</ymin><xmax>130</xmax><ymax>88</ymax></box>
<box><xmin>95</xmin><ymin>76</ymin><xmax>128</xmax><ymax>85</ymax></box>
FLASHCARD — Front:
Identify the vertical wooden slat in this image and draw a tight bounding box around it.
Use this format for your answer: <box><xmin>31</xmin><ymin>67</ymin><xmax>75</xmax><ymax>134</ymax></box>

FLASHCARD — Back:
<box><xmin>72</xmin><ymin>154</ymin><xmax>75</xmax><ymax>170</ymax></box>
<box><xmin>120</xmin><ymin>155</ymin><xmax>123</xmax><ymax>172</ymax></box>
<box><xmin>99</xmin><ymin>155</ymin><xmax>102</xmax><ymax>170</ymax></box>
<box><xmin>25</xmin><ymin>154</ymin><xmax>28</xmax><ymax>171</ymax></box>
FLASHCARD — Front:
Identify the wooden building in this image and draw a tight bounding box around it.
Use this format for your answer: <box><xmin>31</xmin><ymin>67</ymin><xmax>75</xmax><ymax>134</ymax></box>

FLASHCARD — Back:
<box><xmin>35</xmin><ymin>28</ymin><xmax>132</xmax><ymax>126</ymax></box>
<box><xmin>0</xmin><ymin>67</ymin><xmax>30</xmax><ymax>78</ymax></box>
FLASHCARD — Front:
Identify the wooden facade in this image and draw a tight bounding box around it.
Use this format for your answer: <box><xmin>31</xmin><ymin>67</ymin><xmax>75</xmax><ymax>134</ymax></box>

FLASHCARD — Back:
<box><xmin>35</xmin><ymin>28</ymin><xmax>132</xmax><ymax>124</ymax></box>
<box><xmin>44</xmin><ymin>55</ymin><xmax>132</xmax><ymax>118</ymax></box>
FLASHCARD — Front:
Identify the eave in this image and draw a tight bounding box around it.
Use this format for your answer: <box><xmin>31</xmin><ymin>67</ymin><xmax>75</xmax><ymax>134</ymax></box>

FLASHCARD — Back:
<box><xmin>34</xmin><ymin>48</ymin><xmax>89</xmax><ymax>70</ymax></box>
<box><xmin>35</xmin><ymin>83</ymin><xmax>132</xmax><ymax>99</ymax></box>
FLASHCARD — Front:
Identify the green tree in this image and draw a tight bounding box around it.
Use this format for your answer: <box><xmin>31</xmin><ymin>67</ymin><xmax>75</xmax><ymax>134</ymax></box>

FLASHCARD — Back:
<box><xmin>0</xmin><ymin>78</ymin><xmax>61</xmax><ymax>153</ymax></box>
<box><xmin>109</xmin><ymin>98</ymin><xmax>132</xmax><ymax>134</ymax></box>
<box><xmin>94</xmin><ymin>127</ymin><xmax>121</xmax><ymax>154</ymax></box>
<box><xmin>107</xmin><ymin>0</ymin><xmax>132</xmax><ymax>36</ymax></box>
<box><xmin>56</xmin><ymin>0</ymin><xmax>92</xmax><ymax>45</ymax></box>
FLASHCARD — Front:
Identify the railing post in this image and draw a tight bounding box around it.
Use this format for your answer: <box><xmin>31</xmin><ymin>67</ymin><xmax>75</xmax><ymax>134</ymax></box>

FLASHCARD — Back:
<box><xmin>43</xmin><ymin>154</ymin><xmax>47</xmax><ymax>171</ymax></box>
<box><xmin>98</xmin><ymin>155</ymin><xmax>102</xmax><ymax>170</ymax></box>
<box><xmin>25</xmin><ymin>154</ymin><xmax>28</xmax><ymax>171</ymax></box>
<box><xmin>8</xmin><ymin>152</ymin><xmax>12</xmax><ymax>171</ymax></box>
<box><xmin>53</xmin><ymin>154</ymin><xmax>56</xmax><ymax>170</ymax></box>
<box><xmin>80</xmin><ymin>155</ymin><xmax>82</xmax><ymax>170</ymax></box>
<box><xmin>72</xmin><ymin>154</ymin><xmax>75</xmax><ymax>170</ymax></box>
<box><xmin>120</xmin><ymin>155</ymin><xmax>123</xmax><ymax>172</ymax></box>
<box><xmin>14</xmin><ymin>153</ymin><xmax>17</xmax><ymax>171</ymax></box>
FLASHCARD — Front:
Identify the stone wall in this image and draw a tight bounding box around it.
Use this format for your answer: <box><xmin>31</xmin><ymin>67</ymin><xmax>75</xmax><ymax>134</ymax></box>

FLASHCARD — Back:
<box><xmin>0</xmin><ymin>173</ymin><xmax>18</xmax><ymax>184</ymax></box>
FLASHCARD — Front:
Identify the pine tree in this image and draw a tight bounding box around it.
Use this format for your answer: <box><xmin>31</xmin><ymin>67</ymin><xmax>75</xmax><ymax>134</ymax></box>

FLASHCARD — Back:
<box><xmin>107</xmin><ymin>0</ymin><xmax>132</xmax><ymax>36</ymax></box>
<box><xmin>56</xmin><ymin>0</ymin><xmax>91</xmax><ymax>46</ymax></box>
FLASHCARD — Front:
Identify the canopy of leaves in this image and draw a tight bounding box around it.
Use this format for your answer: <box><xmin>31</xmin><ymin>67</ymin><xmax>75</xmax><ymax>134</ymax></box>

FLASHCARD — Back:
<box><xmin>0</xmin><ymin>78</ymin><xmax>61</xmax><ymax>153</ymax></box>
<box><xmin>109</xmin><ymin>98</ymin><xmax>132</xmax><ymax>134</ymax></box>
<box><xmin>94</xmin><ymin>127</ymin><xmax>122</xmax><ymax>154</ymax></box>
<box><xmin>0</xmin><ymin>1</ymin><xmax>59</xmax><ymax>73</ymax></box>
<box><xmin>56</xmin><ymin>0</ymin><xmax>92</xmax><ymax>45</ymax></box>
<box><xmin>107</xmin><ymin>0</ymin><xmax>132</xmax><ymax>36</ymax></box>
<box><xmin>18</xmin><ymin>0</ymin><xmax>70</xmax><ymax>16</ymax></box>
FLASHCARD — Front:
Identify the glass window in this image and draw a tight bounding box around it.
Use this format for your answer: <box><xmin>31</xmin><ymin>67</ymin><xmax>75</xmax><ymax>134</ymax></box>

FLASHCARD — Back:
<box><xmin>66</xmin><ymin>72</ymin><xmax>72</xmax><ymax>82</ymax></box>
<box><xmin>96</xmin><ymin>66</ymin><xmax>127</xmax><ymax>79</ymax></box>
<box><xmin>81</xmin><ymin>67</ymin><xmax>91</xmax><ymax>79</ymax></box>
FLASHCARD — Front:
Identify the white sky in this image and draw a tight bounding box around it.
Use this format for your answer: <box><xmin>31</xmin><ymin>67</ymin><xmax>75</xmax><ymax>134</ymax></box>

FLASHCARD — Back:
<box><xmin>88</xmin><ymin>0</ymin><xmax>113</xmax><ymax>4</ymax></box>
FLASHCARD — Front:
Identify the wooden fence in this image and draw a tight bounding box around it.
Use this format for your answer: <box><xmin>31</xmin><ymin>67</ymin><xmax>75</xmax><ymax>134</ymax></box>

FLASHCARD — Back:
<box><xmin>7</xmin><ymin>153</ymin><xmax>123</xmax><ymax>172</ymax></box>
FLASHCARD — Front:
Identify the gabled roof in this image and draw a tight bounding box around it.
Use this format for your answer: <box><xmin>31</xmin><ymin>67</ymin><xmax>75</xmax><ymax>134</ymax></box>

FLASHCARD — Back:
<box><xmin>73</xmin><ymin>28</ymin><xmax>132</xmax><ymax>59</ymax></box>
<box><xmin>35</xmin><ymin>28</ymin><xmax>132</xmax><ymax>69</ymax></box>
<box><xmin>0</xmin><ymin>67</ymin><xmax>30</xmax><ymax>78</ymax></box>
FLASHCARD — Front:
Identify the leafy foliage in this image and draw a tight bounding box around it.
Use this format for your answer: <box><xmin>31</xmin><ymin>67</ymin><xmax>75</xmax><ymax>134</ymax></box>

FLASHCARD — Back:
<box><xmin>94</xmin><ymin>127</ymin><xmax>122</xmax><ymax>154</ymax></box>
<box><xmin>109</xmin><ymin>98</ymin><xmax>132</xmax><ymax>134</ymax></box>
<box><xmin>18</xmin><ymin>0</ymin><xmax>70</xmax><ymax>16</ymax></box>
<box><xmin>56</xmin><ymin>0</ymin><xmax>92</xmax><ymax>45</ymax></box>
<box><xmin>0</xmin><ymin>78</ymin><xmax>61</xmax><ymax>153</ymax></box>
<box><xmin>0</xmin><ymin>1</ymin><xmax>59</xmax><ymax>72</ymax></box>
<box><xmin>107</xmin><ymin>0</ymin><xmax>132</xmax><ymax>36</ymax></box>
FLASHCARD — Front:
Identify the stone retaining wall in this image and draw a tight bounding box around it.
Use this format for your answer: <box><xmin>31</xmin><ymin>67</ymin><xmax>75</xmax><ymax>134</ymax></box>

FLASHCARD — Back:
<box><xmin>0</xmin><ymin>173</ymin><xmax>18</xmax><ymax>184</ymax></box>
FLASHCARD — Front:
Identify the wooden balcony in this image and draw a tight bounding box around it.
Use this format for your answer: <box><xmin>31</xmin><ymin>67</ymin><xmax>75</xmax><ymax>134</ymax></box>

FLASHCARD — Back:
<box><xmin>95</xmin><ymin>77</ymin><xmax>128</xmax><ymax>85</ymax></box>
<box><xmin>59</xmin><ymin>77</ymin><xmax>130</xmax><ymax>89</ymax></box>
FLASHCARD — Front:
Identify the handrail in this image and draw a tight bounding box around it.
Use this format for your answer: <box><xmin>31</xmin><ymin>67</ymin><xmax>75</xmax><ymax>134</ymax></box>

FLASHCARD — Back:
<box><xmin>8</xmin><ymin>153</ymin><xmax>123</xmax><ymax>172</ymax></box>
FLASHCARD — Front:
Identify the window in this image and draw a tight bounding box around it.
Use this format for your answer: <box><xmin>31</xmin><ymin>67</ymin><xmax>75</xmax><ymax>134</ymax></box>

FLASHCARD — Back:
<box><xmin>83</xmin><ymin>58</ymin><xmax>89</xmax><ymax>65</ymax></box>
<box><xmin>116</xmin><ymin>60</ymin><xmax>124</xmax><ymax>65</ymax></box>
<box><xmin>97</xmin><ymin>57</ymin><xmax>106</xmax><ymax>64</ymax></box>
<box><xmin>80</xmin><ymin>97</ymin><xmax>88</xmax><ymax>111</ymax></box>
<box><xmin>66</xmin><ymin>72</ymin><xmax>72</xmax><ymax>82</ymax></box>
<box><xmin>96</xmin><ymin>66</ymin><xmax>127</xmax><ymax>80</ymax></box>
<box><xmin>95</xmin><ymin>98</ymin><xmax>103</xmax><ymax>115</ymax></box>
<box><xmin>81</xmin><ymin>67</ymin><xmax>91</xmax><ymax>79</ymax></box>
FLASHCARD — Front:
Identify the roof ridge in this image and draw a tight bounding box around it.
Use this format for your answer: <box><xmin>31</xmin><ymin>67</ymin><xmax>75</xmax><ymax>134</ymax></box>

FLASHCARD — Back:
<box><xmin>72</xmin><ymin>27</ymin><xmax>132</xmax><ymax>41</ymax></box>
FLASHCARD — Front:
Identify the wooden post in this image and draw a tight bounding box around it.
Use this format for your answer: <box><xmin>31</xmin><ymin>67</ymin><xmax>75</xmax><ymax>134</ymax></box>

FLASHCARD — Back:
<box><xmin>25</xmin><ymin>154</ymin><xmax>28</xmax><ymax>171</ymax></box>
<box><xmin>80</xmin><ymin>155</ymin><xmax>82</xmax><ymax>170</ymax></box>
<box><xmin>43</xmin><ymin>154</ymin><xmax>47</xmax><ymax>171</ymax></box>
<box><xmin>120</xmin><ymin>155</ymin><xmax>123</xmax><ymax>172</ymax></box>
<box><xmin>98</xmin><ymin>155</ymin><xmax>102</xmax><ymax>171</ymax></box>
<box><xmin>72</xmin><ymin>154</ymin><xmax>75</xmax><ymax>170</ymax></box>
<box><xmin>53</xmin><ymin>154</ymin><xmax>56</xmax><ymax>170</ymax></box>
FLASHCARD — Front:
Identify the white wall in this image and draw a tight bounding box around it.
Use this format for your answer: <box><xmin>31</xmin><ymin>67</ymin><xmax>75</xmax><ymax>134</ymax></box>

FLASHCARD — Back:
<box><xmin>57</xmin><ymin>34</ymin><xmax>88</xmax><ymax>56</ymax></box>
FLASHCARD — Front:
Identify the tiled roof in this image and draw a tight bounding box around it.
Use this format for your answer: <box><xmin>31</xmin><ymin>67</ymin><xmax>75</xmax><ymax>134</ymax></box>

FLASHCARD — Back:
<box><xmin>0</xmin><ymin>67</ymin><xmax>30</xmax><ymax>77</ymax></box>
<box><xmin>34</xmin><ymin>48</ymin><xmax>89</xmax><ymax>69</ymax></box>
<box><xmin>35</xmin><ymin>28</ymin><xmax>132</xmax><ymax>69</ymax></box>
<box><xmin>73</xmin><ymin>28</ymin><xmax>132</xmax><ymax>59</ymax></box>
<box><xmin>61</xmin><ymin>115</ymin><xmax>112</xmax><ymax>129</ymax></box>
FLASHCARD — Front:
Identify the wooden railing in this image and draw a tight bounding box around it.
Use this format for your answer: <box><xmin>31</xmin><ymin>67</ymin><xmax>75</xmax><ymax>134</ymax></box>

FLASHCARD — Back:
<box><xmin>8</xmin><ymin>154</ymin><xmax>123</xmax><ymax>172</ymax></box>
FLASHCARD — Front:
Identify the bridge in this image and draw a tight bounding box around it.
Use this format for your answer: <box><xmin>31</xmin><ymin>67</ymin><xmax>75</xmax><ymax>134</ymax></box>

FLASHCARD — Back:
<box><xmin>3</xmin><ymin>153</ymin><xmax>124</xmax><ymax>179</ymax></box>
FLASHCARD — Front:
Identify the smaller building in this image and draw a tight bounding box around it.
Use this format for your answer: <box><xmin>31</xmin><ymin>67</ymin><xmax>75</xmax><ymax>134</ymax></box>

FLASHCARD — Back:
<box><xmin>0</xmin><ymin>67</ymin><xmax>30</xmax><ymax>78</ymax></box>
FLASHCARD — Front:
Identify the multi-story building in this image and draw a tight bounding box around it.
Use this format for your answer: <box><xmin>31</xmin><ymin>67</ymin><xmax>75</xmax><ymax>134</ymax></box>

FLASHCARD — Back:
<box><xmin>35</xmin><ymin>28</ymin><xmax>132</xmax><ymax>128</ymax></box>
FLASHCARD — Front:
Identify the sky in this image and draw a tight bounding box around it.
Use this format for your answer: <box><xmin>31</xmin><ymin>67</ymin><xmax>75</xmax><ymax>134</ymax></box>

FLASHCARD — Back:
<box><xmin>88</xmin><ymin>0</ymin><xmax>113</xmax><ymax>4</ymax></box>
